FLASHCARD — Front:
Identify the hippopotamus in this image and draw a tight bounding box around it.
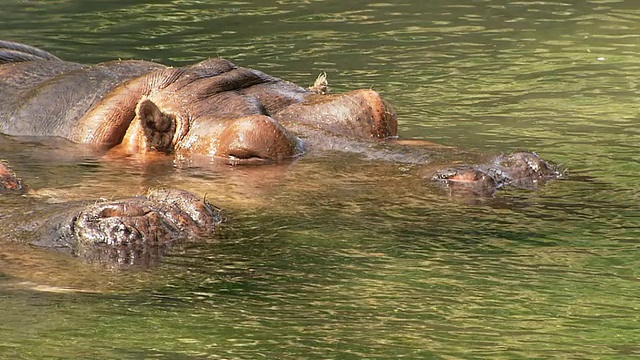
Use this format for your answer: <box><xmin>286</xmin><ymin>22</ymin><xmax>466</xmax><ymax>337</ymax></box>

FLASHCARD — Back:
<box><xmin>0</xmin><ymin>40</ymin><xmax>395</xmax><ymax>164</ymax></box>
<box><xmin>431</xmin><ymin>151</ymin><xmax>560</xmax><ymax>196</ymax></box>
<box><xmin>0</xmin><ymin>161</ymin><xmax>23</xmax><ymax>192</ymax></box>
<box><xmin>32</xmin><ymin>188</ymin><xmax>222</xmax><ymax>266</ymax></box>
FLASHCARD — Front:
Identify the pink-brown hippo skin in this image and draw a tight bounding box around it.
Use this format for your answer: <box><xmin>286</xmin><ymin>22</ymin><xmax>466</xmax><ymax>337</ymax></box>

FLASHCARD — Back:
<box><xmin>0</xmin><ymin>41</ymin><xmax>397</xmax><ymax>165</ymax></box>
<box><xmin>0</xmin><ymin>42</ymin><xmax>563</xmax><ymax>265</ymax></box>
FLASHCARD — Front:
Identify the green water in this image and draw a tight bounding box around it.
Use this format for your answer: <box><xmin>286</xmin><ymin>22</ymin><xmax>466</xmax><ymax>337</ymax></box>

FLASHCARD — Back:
<box><xmin>2</xmin><ymin>0</ymin><xmax>640</xmax><ymax>358</ymax></box>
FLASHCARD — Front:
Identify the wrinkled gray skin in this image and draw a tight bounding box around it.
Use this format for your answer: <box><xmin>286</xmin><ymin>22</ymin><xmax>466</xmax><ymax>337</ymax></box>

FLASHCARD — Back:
<box><xmin>431</xmin><ymin>152</ymin><xmax>561</xmax><ymax>196</ymax></box>
<box><xmin>30</xmin><ymin>188</ymin><xmax>222</xmax><ymax>266</ymax></box>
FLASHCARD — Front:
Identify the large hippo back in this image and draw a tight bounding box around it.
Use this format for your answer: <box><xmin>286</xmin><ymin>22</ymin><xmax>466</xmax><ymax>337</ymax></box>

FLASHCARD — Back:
<box><xmin>0</xmin><ymin>59</ymin><xmax>165</xmax><ymax>140</ymax></box>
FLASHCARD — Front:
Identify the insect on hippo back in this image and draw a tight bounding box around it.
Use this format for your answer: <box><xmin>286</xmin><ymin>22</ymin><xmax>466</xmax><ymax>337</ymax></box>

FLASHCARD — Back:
<box><xmin>0</xmin><ymin>40</ymin><xmax>398</xmax><ymax>164</ymax></box>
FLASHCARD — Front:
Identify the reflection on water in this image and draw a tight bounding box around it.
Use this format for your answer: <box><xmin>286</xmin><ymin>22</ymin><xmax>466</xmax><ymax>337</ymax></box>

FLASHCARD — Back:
<box><xmin>2</xmin><ymin>0</ymin><xmax>640</xmax><ymax>358</ymax></box>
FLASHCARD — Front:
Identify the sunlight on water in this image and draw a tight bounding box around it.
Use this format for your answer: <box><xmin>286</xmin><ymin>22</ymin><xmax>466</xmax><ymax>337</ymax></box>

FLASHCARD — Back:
<box><xmin>1</xmin><ymin>0</ymin><xmax>640</xmax><ymax>358</ymax></box>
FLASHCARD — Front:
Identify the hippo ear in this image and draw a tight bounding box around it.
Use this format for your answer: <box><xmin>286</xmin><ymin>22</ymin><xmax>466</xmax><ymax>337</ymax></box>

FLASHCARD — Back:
<box><xmin>135</xmin><ymin>99</ymin><xmax>176</xmax><ymax>153</ymax></box>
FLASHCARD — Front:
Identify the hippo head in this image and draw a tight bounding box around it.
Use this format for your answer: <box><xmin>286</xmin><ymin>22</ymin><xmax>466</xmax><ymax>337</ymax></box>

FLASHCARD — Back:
<box><xmin>432</xmin><ymin>166</ymin><xmax>500</xmax><ymax>196</ymax></box>
<box><xmin>432</xmin><ymin>151</ymin><xmax>562</xmax><ymax>196</ymax></box>
<box><xmin>120</xmin><ymin>98</ymin><xmax>304</xmax><ymax>164</ymax></box>
<box><xmin>76</xmin><ymin>59</ymin><xmax>306</xmax><ymax>164</ymax></box>
<box><xmin>33</xmin><ymin>189</ymin><xmax>222</xmax><ymax>266</ymax></box>
<box><xmin>0</xmin><ymin>161</ymin><xmax>24</xmax><ymax>192</ymax></box>
<box><xmin>488</xmin><ymin>152</ymin><xmax>562</xmax><ymax>189</ymax></box>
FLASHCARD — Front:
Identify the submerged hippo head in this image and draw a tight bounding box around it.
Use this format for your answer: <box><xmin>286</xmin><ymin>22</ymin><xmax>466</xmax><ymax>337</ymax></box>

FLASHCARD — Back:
<box><xmin>432</xmin><ymin>166</ymin><xmax>500</xmax><ymax>196</ymax></box>
<box><xmin>432</xmin><ymin>151</ymin><xmax>562</xmax><ymax>196</ymax></box>
<box><xmin>34</xmin><ymin>189</ymin><xmax>222</xmax><ymax>266</ymax></box>
<box><xmin>487</xmin><ymin>152</ymin><xmax>561</xmax><ymax>189</ymax></box>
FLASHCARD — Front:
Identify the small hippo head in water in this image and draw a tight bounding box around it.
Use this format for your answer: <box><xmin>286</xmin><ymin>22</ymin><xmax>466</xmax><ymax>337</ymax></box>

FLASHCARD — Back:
<box><xmin>32</xmin><ymin>189</ymin><xmax>222</xmax><ymax>266</ymax></box>
<box><xmin>432</xmin><ymin>152</ymin><xmax>562</xmax><ymax>196</ymax></box>
<box><xmin>0</xmin><ymin>161</ymin><xmax>23</xmax><ymax>192</ymax></box>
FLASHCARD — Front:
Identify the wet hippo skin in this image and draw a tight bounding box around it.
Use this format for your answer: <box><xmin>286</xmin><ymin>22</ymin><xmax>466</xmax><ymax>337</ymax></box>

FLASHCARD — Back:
<box><xmin>431</xmin><ymin>152</ymin><xmax>561</xmax><ymax>197</ymax></box>
<box><xmin>16</xmin><ymin>186</ymin><xmax>223</xmax><ymax>266</ymax></box>
<box><xmin>1</xmin><ymin>155</ymin><xmax>220</xmax><ymax>266</ymax></box>
<box><xmin>0</xmin><ymin>161</ymin><xmax>23</xmax><ymax>192</ymax></box>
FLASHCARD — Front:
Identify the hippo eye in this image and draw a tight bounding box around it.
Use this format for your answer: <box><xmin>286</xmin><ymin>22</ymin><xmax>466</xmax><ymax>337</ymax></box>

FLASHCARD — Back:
<box><xmin>222</xmin><ymin>148</ymin><xmax>271</xmax><ymax>165</ymax></box>
<box><xmin>227</xmin><ymin>148</ymin><xmax>258</xmax><ymax>160</ymax></box>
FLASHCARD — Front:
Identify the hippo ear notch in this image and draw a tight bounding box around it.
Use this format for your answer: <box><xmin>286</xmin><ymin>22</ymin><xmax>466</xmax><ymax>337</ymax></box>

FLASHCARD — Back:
<box><xmin>135</xmin><ymin>99</ymin><xmax>177</xmax><ymax>153</ymax></box>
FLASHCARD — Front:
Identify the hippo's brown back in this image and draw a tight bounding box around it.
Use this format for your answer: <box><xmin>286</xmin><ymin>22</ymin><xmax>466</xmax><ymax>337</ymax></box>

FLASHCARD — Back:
<box><xmin>0</xmin><ymin>59</ymin><xmax>165</xmax><ymax>139</ymax></box>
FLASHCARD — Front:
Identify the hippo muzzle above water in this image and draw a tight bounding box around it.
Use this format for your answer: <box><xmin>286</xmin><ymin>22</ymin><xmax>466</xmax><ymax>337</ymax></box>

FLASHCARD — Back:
<box><xmin>0</xmin><ymin>40</ymin><xmax>396</xmax><ymax>164</ymax></box>
<box><xmin>32</xmin><ymin>188</ymin><xmax>222</xmax><ymax>266</ymax></box>
<box><xmin>431</xmin><ymin>152</ymin><xmax>561</xmax><ymax>196</ymax></box>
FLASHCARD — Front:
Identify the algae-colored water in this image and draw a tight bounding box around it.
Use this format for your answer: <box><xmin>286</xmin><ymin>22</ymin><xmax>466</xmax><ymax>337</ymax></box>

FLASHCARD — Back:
<box><xmin>1</xmin><ymin>1</ymin><xmax>639</xmax><ymax>358</ymax></box>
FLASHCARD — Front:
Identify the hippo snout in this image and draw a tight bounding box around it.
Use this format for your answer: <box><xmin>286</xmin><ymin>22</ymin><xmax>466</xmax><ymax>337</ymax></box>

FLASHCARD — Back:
<box><xmin>431</xmin><ymin>151</ymin><xmax>563</xmax><ymax>196</ymax></box>
<box><xmin>213</xmin><ymin>115</ymin><xmax>305</xmax><ymax>164</ymax></box>
<box><xmin>432</xmin><ymin>167</ymin><xmax>499</xmax><ymax>196</ymax></box>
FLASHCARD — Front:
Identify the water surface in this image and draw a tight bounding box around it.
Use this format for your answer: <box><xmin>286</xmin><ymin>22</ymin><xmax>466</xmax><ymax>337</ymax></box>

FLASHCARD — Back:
<box><xmin>1</xmin><ymin>1</ymin><xmax>639</xmax><ymax>358</ymax></box>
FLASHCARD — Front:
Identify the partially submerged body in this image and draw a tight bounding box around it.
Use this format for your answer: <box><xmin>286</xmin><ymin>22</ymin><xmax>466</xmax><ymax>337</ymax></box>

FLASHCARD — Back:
<box><xmin>0</xmin><ymin>40</ymin><xmax>560</xmax><ymax>189</ymax></box>
<box><xmin>0</xmin><ymin>41</ymin><xmax>396</xmax><ymax>165</ymax></box>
